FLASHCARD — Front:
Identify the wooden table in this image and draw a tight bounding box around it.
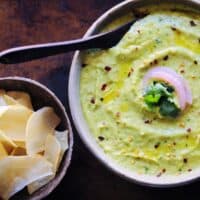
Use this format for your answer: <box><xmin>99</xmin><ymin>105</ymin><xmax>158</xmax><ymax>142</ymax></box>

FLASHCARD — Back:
<box><xmin>0</xmin><ymin>1</ymin><xmax>199</xmax><ymax>199</ymax></box>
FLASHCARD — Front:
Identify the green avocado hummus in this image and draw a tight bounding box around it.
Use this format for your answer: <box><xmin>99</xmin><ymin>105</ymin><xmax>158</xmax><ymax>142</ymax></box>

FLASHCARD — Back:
<box><xmin>80</xmin><ymin>5</ymin><xmax>200</xmax><ymax>176</ymax></box>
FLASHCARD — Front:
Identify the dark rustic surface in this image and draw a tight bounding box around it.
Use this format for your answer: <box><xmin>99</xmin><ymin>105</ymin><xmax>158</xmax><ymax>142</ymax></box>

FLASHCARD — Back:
<box><xmin>0</xmin><ymin>0</ymin><xmax>199</xmax><ymax>200</ymax></box>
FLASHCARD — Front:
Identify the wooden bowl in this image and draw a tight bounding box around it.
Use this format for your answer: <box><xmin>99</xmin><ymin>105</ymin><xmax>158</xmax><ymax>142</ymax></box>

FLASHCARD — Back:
<box><xmin>0</xmin><ymin>76</ymin><xmax>73</xmax><ymax>200</ymax></box>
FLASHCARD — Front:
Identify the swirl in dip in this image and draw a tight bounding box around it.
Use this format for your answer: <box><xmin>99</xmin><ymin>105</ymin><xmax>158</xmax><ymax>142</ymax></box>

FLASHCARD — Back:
<box><xmin>80</xmin><ymin>6</ymin><xmax>200</xmax><ymax>176</ymax></box>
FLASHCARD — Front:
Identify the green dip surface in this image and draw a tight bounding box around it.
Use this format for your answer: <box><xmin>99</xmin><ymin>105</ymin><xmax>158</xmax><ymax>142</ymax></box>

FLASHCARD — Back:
<box><xmin>80</xmin><ymin>5</ymin><xmax>200</xmax><ymax>176</ymax></box>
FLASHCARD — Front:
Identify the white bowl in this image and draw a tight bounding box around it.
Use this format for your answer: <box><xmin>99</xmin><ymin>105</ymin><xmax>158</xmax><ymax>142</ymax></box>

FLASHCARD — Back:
<box><xmin>69</xmin><ymin>0</ymin><xmax>200</xmax><ymax>187</ymax></box>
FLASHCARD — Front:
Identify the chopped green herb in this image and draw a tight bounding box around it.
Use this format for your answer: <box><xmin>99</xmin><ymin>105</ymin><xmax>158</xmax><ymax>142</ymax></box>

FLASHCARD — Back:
<box><xmin>155</xmin><ymin>38</ymin><xmax>162</xmax><ymax>44</ymax></box>
<box><xmin>159</xmin><ymin>99</ymin><xmax>180</xmax><ymax>118</ymax></box>
<box><xmin>144</xmin><ymin>82</ymin><xmax>179</xmax><ymax>118</ymax></box>
<box><xmin>165</xmin><ymin>85</ymin><xmax>174</xmax><ymax>93</ymax></box>
<box><xmin>178</xmin><ymin>168</ymin><xmax>182</xmax><ymax>172</ymax></box>
<box><xmin>144</xmin><ymin>82</ymin><xmax>172</xmax><ymax>105</ymax></box>
<box><xmin>144</xmin><ymin>93</ymin><xmax>161</xmax><ymax>105</ymax></box>
<box><xmin>144</xmin><ymin>166</ymin><xmax>149</xmax><ymax>173</ymax></box>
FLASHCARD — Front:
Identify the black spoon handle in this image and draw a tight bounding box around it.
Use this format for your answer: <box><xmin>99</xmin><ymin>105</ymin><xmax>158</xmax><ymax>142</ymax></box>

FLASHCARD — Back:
<box><xmin>0</xmin><ymin>21</ymin><xmax>134</xmax><ymax>64</ymax></box>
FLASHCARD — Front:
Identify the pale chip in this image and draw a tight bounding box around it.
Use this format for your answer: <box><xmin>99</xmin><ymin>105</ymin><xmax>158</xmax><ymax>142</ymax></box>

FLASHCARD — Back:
<box><xmin>0</xmin><ymin>131</ymin><xmax>17</xmax><ymax>154</ymax></box>
<box><xmin>0</xmin><ymin>90</ymin><xmax>7</xmax><ymax>106</ymax></box>
<box><xmin>28</xmin><ymin>132</ymin><xmax>68</xmax><ymax>194</ymax></box>
<box><xmin>3</xmin><ymin>95</ymin><xmax>19</xmax><ymax>106</ymax></box>
<box><xmin>55</xmin><ymin>130</ymin><xmax>68</xmax><ymax>164</ymax></box>
<box><xmin>7</xmin><ymin>91</ymin><xmax>33</xmax><ymax>110</ymax></box>
<box><xmin>28</xmin><ymin>174</ymin><xmax>54</xmax><ymax>195</ymax></box>
<box><xmin>0</xmin><ymin>106</ymin><xmax>8</xmax><ymax>116</ymax></box>
<box><xmin>44</xmin><ymin>134</ymin><xmax>61</xmax><ymax>172</ymax></box>
<box><xmin>0</xmin><ymin>105</ymin><xmax>33</xmax><ymax>141</ymax></box>
<box><xmin>0</xmin><ymin>142</ymin><xmax>8</xmax><ymax>158</ymax></box>
<box><xmin>26</xmin><ymin>107</ymin><xmax>60</xmax><ymax>155</ymax></box>
<box><xmin>0</xmin><ymin>97</ymin><xmax>7</xmax><ymax>106</ymax></box>
<box><xmin>0</xmin><ymin>155</ymin><xmax>53</xmax><ymax>200</ymax></box>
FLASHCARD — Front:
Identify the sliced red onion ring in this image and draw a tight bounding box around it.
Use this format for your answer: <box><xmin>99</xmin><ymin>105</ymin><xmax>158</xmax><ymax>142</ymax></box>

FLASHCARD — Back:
<box><xmin>142</xmin><ymin>66</ymin><xmax>192</xmax><ymax>110</ymax></box>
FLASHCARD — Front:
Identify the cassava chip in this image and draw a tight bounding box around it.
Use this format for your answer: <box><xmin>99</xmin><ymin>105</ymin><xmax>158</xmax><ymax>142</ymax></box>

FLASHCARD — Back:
<box><xmin>28</xmin><ymin>135</ymin><xmax>60</xmax><ymax>194</ymax></box>
<box><xmin>0</xmin><ymin>90</ymin><xmax>7</xmax><ymax>106</ymax></box>
<box><xmin>28</xmin><ymin>174</ymin><xmax>54</xmax><ymax>194</ymax></box>
<box><xmin>44</xmin><ymin>134</ymin><xmax>61</xmax><ymax>172</ymax></box>
<box><xmin>0</xmin><ymin>142</ymin><xmax>8</xmax><ymax>158</ymax></box>
<box><xmin>0</xmin><ymin>97</ymin><xmax>7</xmax><ymax>106</ymax></box>
<box><xmin>0</xmin><ymin>106</ymin><xmax>8</xmax><ymax>116</ymax></box>
<box><xmin>3</xmin><ymin>95</ymin><xmax>19</xmax><ymax>106</ymax></box>
<box><xmin>0</xmin><ymin>155</ymin><xmax>53</xmax><ymax>200</ymax></box>
<box><xmin>0</xmin><ymin>105</ymin><xmax>33</xmax><ymax>141</ymax></box>
<box><xmin>0</xmin><ymin>131</ymin><xmax>17</xmax><ymax>153</ymax></box>
<box><xmin>7</xmin><ymin>91</ymin><xmax>33</xmax><ymax>110</ymax></box>
<box><xmin>28</xmin><ymin>132</ymin><xmax>68</xmax><ymax>194</ymax></box>
<box><xmin>55</xmin><ymin>130</ymin><xmax>68</xmax><ymax>164</ymax></box>
<box><xmin>26</xmin><ymin>107</ymin><xmax>60</xmax><ymax>155</ymax></box>
<box><xmin>55</xmin><ymin>130</ymin><xmax>68</xmax><ymax>154</ymax></box>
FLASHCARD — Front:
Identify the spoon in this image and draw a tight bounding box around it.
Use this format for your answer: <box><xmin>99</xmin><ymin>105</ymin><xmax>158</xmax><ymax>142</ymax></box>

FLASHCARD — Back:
<box><xmin>0</xmin><ymin>20</ymin><xmax>136</xmax><ymax>64</ymax></box>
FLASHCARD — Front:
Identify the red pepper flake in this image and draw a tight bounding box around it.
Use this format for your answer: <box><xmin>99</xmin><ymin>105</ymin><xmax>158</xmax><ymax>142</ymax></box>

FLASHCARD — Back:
<box><xmin>170</xmin><ymin>8</ymin><xmax>178</xmax><ymax>12</ymax></box>
<box><xmin>163</xmin><ymin>55</ymin><xmax>169</xmax><ymax>61</ymax></box>
<box><xmin>190</xmin><ymin>20</ymin><xmax>196</xmax><ymax>26</ymax></box>
<box><xmin>154</xmin><ymin>142</ymin><xmax>160</xmax><ymax>149</ymax></box>
<box><xmin>82</xmin><ymin>63</ymin><xmax>87</xmax><ymax>68</ymax></box>
<box><xmin>188</xmin><ymin>168</ymin><xmax>192</xmax><ymax>172</ymax></box>
<box><xmin>104</xmin><ymin>66</ymin><xmax>112</xmax><ymax>72</ymax></box>
<box><xmin>183</xmin><ymin>158</ymin><xmax>188</xmax><ymax>164</ymax></box>
<box><xmin>186</xmin><ymin>128</ymin><xmax>191</xmax><ymax>133</ymax></box>
<box><xmin>171</xmin><ymin>26</ymin><xmax>177</xmax><ymax>31</ymax></box>
<box><xmin>180</xmin><ymin>69</ymin><xmax>185</xmax><ymax>74</ymax></box>
<box><xmin>154</xmin><ymin>59</ymin><xmax>158</xmax><ymax>65</ymax></box>
<box><xmin>179</xmin><ymin>122</ymin><xmax>185</xmax><ymax>128</ymax></box>
<box><xmin>144</xmin><ymin>119</ymin><xmax>151</xmax><ymax>124</ymax></box>
<box><xmin>157</xmin><ymin>168</ymin><xmax>166</xmax><ymax>177</ymax></box>
<box><xmin>132</xmin><ymin>9</ymin><xmax>149</xmax><ymax>18</ymax></box>
<box><xmin>90</xmin><ymin>97</ymin><xmax>95</xmax><ymax>104</ymax></box>
<box><xmin>116</xmin><ymin>112</ymin><xmax>120</xmax><ymax>118</ymax></box>
<box><xmin>101</xmin><ymin>83</ymin><xmax>107</xmax><ymax>91</ymax></box>
<box><xmin>127</xmin><ymin>68</ymin><xmax>134</xmax><ymax>77</ymax></box>
<box><xmin>194</xmin><ymin>60</ymin><xmax>198</xmax><ymax>65</ymax></box>
<box><xmin>98</xmin><ymin>136</ymin><xmax>105</xmax><ymax>141</ymax></box>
